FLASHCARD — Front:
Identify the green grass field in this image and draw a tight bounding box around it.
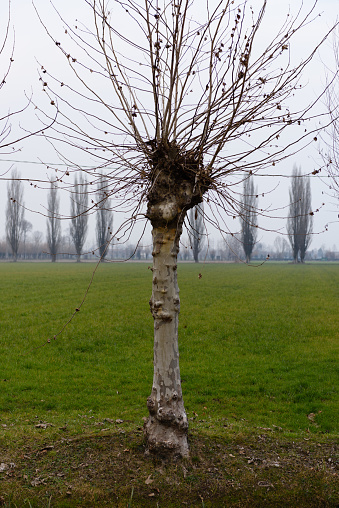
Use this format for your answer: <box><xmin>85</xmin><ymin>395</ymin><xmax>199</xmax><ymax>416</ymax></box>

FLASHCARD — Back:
<box><xmin>0</xmin><ymin>262</ymin><xmax>338</xmax><ymax>506</ymax></box>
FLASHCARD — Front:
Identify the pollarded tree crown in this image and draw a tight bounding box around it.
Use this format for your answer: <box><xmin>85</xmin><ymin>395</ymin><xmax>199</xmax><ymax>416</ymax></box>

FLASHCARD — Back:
<box><xmin>146</xmin><ymin>140</ymin><xmax>210</xmax><ymax>227</ymax></box>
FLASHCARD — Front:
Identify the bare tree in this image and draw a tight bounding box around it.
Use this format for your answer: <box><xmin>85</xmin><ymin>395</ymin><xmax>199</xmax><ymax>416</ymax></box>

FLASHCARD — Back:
<box><xmin>179</xmin><ymin>236</ymin><xmax>191</xmax><ymax>261</ymax></box>
<box><xmin>96</xmin><ymin>175</ymin><xmax>113</xmax><ymax>261</ymax></box>
<box><xmin>21</xmin><ymin>219</ymin><xmax>33</xmax><ymax>260</ymax></box>
<box><xmin>324</xmin><ymin>30</ymin><xmax>339</xmax><ymax>198</ymax></box>
<box><xmin>274</xmin><ymin>236</ymin><xmax>290</xmax><ymax>260</ymax></box>
<box><xmin>6</xmin><ymin>169</ymin><xmax>24</xmax><ymax>262</ymax></box>
<box><xmin>287</xmin><ymin>166</ymin><xmax>313</xmax><ymax>263</ymax></box>
<box><xmin>0</xmin><ymin>2</ymin><xmax>55</xmax><ymax>155</ymax></box>
<box><xmin>32</xmin><ymin>230</ymin><xmax>43</xmax><ymax>259</ymax></box>
<box><xmin>46</xmin><ymin>183</ymin><xmax>61</xmax><ymax>262</ymax></box>
<box><xmin>59</xmin><ymin>234</ymin><xmax>72</xmax><ymax>260</ymax></box>
<box><xmin>188</xmin><ymin>204</ymin><xmax>205</xmax><ymax>263</ymax></box>
<box><xmin>33</xmin><ymin>1</ymin><xmax>337</xmax><ymax>457</ymax></box>
<box><xmin>240</xmin><ymin>176</ymin><xmax>258</xmax><ymax>263</ymax></box>
<box><xmin>0</xmin><ymin>2</ymin><xmax>15</xmax><ymax>151</ymax></box>
<box><xmin>274</xmin><ymin>236</ymin><xmax>283</xmax><ymax>259</ymax></box>
<box><xmin>70</xmin><ymin>175</ymin><xmax>88</xmax><ymax>262</ymax></box>
<box><xmin>225</xmin><ymin>233</ymin><xmax>243</xmax><ymax>262</ymax></box>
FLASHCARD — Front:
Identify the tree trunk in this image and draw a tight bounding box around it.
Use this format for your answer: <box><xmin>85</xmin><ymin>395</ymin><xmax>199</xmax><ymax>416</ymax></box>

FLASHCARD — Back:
<box><xmin>143</xmin><ymin>140</ymin><xmax>205</xmax><ymax>458</ymax></box>
<box><xmin>144</xmin><ymin>223</ymin><xmax>189</xmax><ymax>459</ymax></box>
<box><xmin>292</xmin><ymin>245</ymin><xmax>299</xmax><ymax>264</ymax></box>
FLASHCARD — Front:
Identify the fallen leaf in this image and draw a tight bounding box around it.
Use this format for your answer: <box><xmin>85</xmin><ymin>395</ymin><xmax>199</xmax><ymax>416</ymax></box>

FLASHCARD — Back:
<box><xmin>31</xmin><ymin>477</ymin><xmax>47</xmax><ymax>487</ymax></box>
<box><xmin>258</xmin><ymin>481</ymin><xmax>273</xmax><ymax>487</ymax></box>
<box><xmin>35</xmin><ymin>423</ymin><xmax>53</xmax><ymax>429</ymax></box>
<box><xmin>0</xmin><ymin>463</ymin><xmax>9</xmax><ymax>472</ymax></box>
<box><xmin>116</xmin><ymin>419</ymin><xmax>124</xmax><ymax>424</ymax></box>
<box><xmin>148</xmin><ymin>493</ymin><xmax>155</xmax><ymax>497</ymax></box>
<box><xmin>39</xmin><ymin>445</ymin><xmax>54</xmax><ymax>453</ymax></box>
<box><xmin>145</xmin><ymin>474</ymin><xmax>154</xmax><ymax>485</ymax></box>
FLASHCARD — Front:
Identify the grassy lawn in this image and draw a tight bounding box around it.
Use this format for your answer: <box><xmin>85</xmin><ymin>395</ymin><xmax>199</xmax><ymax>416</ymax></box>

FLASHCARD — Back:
<box><xmin>0</xmin><ymin>262</ymin><xmax>338</xmax><ymax>506</ymax></box>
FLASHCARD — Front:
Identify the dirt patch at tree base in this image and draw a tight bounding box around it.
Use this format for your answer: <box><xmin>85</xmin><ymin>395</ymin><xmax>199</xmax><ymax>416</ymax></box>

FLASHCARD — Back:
<box><xmin>0</xmin><ymin>430</ymin><xmax>337</xmax><ymax>507</ymax></box>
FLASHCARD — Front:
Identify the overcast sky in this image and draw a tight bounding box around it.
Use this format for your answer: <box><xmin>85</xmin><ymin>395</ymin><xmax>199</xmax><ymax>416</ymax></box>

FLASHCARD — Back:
<box><xmin>0</xmin><ymin>0</ymin><xmax>338</xmax><ymax>252</ymax></box>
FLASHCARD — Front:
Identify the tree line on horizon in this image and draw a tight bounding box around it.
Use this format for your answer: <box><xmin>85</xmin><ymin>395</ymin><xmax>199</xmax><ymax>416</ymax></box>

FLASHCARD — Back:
<box><xmin>4</xmin><ymin>170</ymin><xmax>113</xmax><ymax>263</ymax></box>
<box><xmin>2</xmin><ymin>166</ymin><xmax>322</xmax><ymax>263</ymax></box>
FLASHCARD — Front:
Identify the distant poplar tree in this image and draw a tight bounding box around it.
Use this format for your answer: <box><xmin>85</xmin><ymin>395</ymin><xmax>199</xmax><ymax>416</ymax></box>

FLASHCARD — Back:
<box><xmin>22</xmin><ymin>219</ymin><xmax>33</xmax><ymax>260</ymax></box>
<box><xmin>287</xmin><ymin>166</ymin><xmax>313</xmax><ymax>263</ymax></box>
<box><xmin>46</xmin><ymin>183</ymin><xmax>61</xmax><ymax>262</ymax></box>
<box><xmin>240</xmin><ymin>176</ymin><xmax>258</xmax><ymax>263</ymax></box>
<box><xmin>6</xmin><ymin>169</ymin><xmax>24</xmax><ymax>262</ymax></box>
<box><xmin>70</xmin><ymin>175</ymin><xmax>88</xmax><ymax>262</ymax></box>
<box><xmin>96</xmin><ymin>176</ymin><xmax>113</xmax><ymax>261</ymax></box>
<box><xmin>188</xmin><ymin>204</ymin><xmax>205</xmax><ymax>263</ymax></box>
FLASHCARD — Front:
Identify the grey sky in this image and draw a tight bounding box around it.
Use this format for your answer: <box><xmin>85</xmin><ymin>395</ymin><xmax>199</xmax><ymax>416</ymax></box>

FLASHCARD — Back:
<box><xmin>0</xmin><ymin>0</ymin><xmax>338</xmax><ymax>251</ymax></box>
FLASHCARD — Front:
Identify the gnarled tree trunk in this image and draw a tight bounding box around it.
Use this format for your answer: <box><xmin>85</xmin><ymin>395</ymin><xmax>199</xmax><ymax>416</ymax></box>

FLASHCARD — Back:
<box><xmin>143</xmin><ymin>141</ymin><xmax>207</xmax><ymax>458</ymax></box>
<box><xmin>144</xmin><ymin>220</ymin><xmax>189</xmax><ymax>458</ymax></box>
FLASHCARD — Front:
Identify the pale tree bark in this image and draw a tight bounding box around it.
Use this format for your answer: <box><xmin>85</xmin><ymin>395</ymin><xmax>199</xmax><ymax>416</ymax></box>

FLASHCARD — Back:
<box><xmin>144</xmin><ymin>145</ymin><xmax>203</xmax><ymax>457</ymax></box>
<box><xmin>145</xmin><ymin>221</ymin><xmax>188</xmax><ymax>458</ymax></box>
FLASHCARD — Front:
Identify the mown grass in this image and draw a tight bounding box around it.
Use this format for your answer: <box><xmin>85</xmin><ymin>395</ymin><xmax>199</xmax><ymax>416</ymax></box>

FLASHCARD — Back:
<box><xmin>0</xmin><ymin>261</ymin><xmax>338</xmax><ymax>506</ymax></box>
